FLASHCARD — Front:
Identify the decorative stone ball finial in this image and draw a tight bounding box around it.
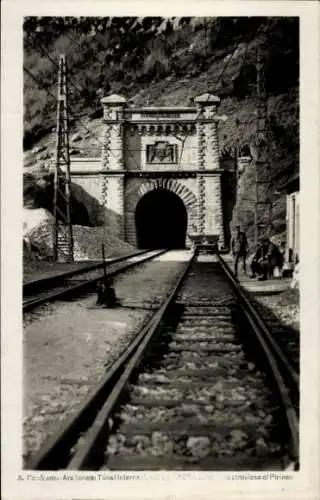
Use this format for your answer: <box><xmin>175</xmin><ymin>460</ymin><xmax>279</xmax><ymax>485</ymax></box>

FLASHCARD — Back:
<box><xmin>101</xmin><ymin>94</ymin><xmax>127</xmax><ymax>120</ymax></box>
<box><xmin>194</xmin><ymin>93</ymin><xmax>220</xmax><ymax>106</ymax></box>
<box><xmin>101</xmin><ymin>94</ymin><xmax>127</xmax><ymax>106</ymax></box>
<box><xmin>194</xmin><ymin>93</ymin><xmax>220</xmax><ymax>117</ymax></box>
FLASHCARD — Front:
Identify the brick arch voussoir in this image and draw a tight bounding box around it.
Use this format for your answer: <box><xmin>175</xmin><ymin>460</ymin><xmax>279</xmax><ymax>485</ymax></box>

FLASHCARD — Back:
<box><xmin>138</xmin><ymin>180</ymin><xmax>158</xmax><ymax>198</ymax></box>
<box><xmin>136</xmin><ymin>179</ymin><xmax>197</xmax><ymax>215</ymax></box>
<box><xmin>177</xmin><ymin>185</ymin><xmax>197</xmax><ymax>212</ymax></box>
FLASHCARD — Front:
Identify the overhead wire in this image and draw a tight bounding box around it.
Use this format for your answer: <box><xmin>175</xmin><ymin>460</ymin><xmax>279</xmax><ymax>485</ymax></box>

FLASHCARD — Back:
<box><xmin>25</xmin><ymin>30</ymin><xmax>85</xmax><ymax>94</ymax></box>
<box><xmin>181</xmin><ymin>23</ymin><xmax>267</xmax><ymax>165</ymax></box>
<box><xmin>55</xmin><ymin>24</ymin><xmax>194</xmax><ymax>168</ymax></box>
<box><xmin>24</xmin><ymin>65</ymin><xmax>104</xmax><ymax>149</ymax></box>
<box><xmin>235</xmin><ymin>40</ymin><xmax>250</xmax><ymax>155</ymax></box>
<box><xmin>177</xmin><ymin>21</ymin><xmax>267</xmax><ymax>167</ymax></box>
<box><xmin>24</xmin><ymin>30</ymin><xmax>142</xmax><ymax>170</ymax></box>
<box><xmin>25</xmin><ymin>64</ymin><xmax>210</xmax><ymax>156</ymax></box>
<box><xmin>29</xmin><ymin>20</ymin><xmax>237</xmax><ymax>169</ymax></box>
<box><xmin>24</xmin><ymin>20</ymin><xmax>265</xmax><ymax>171</ymax></box>
<box><xmin>177</xmin><ymin>37</ymin><xmax>242</xmax><ymax>168</ymax></box>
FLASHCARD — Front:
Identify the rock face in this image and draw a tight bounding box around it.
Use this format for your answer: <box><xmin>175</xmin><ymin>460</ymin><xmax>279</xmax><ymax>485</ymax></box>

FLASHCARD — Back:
<box><xmin>24</xmin><ymin>17</ymin><xmax>298</xmax><ymax>253</ymax></box>
<box><xmin>22</xmin><ymin>175</ymin><xmax>137</xmax><ymax>263</ymax></box>
<box><xmin>71</xmin><ymin>132</ymin><xmax>81</xmax><ymax>142</ymax></box>
<box><xmin>23</xmin><ymin>208</ymin><xmax>53</xmax><ymax>258</ymax></box>
<box><xmin>23</xmin><ymin>208</ymin><xmax>52</xmax><ymax>237</ymax></box>
<box><xmin>23</xmin><ymin>216</ymin><xmax>136</xmax><ymax>262</ymax></box>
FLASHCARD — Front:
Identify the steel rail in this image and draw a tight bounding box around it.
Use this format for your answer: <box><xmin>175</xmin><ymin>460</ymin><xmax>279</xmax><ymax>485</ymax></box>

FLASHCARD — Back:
<box><xmin>217</xmin><ymin>255</ymin><xmax>299</xmax><ymax>389</ymax></box>
<box><xmin>26</xmin><ymin>250</ymin><xmax>298</xmax><ymax>470</ymax></box>
<box><xmin>26</xmin><ymin>312</ymin><xmax>159</xmax><ymax>470</ymax></box>
<box><xmin>23</xmin><ymin>249</ymin><xmax>167</xmax><ymax>312</ymax></box>
<box><xmin>67</xmin><ymin>250</ymin><xmax>196</xmax><ymax>469</ymax></box>
<box><xmin>68</xmin><ymin>249</ymin><xmax>299</xmax><ymax>470</ymax></box>
<box><xmin>25</xmin><ymin>250</ymin><xmax>195</xmax><ymax>470</ymax></box>
<box><xmin>217</xmin><ymin>254</ymin><xmax>299</xmax><ymax>468</ymax></box>
<box><xmin>23</xmin><ymin>249</ymin><xmax>149</xmax><ymax>296</ymax></box>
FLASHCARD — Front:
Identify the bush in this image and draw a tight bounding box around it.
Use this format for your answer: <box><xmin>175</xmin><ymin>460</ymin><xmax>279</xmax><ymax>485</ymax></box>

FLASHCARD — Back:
<box><xmin>24</xmin><ymin>16</ymin><xmax>299</xmax><ymax>160</ymax></box>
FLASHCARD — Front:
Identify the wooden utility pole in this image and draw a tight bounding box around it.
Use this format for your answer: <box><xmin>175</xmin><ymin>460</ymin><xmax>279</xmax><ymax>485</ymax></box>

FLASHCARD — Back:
<box><xmin>53</xmin><ymin>54</ymin><xmax>74</xmax><ymax>263</ymax></box>
<box><xmin>254</xmin><ymin>43</ymin><xmax>272</xmax><ymax>246</ymax></box>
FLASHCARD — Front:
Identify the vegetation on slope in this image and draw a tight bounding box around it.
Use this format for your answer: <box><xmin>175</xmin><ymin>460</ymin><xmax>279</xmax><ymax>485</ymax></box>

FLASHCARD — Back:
<box><xmin>23</xmin><ymin>16</ymin><xmax>299</xmax><ymax>250</ymax></box>
<box><xmin>24</xmin><ymin>17</ymin><xmax>298</xmax><ymax>145</ymax></box>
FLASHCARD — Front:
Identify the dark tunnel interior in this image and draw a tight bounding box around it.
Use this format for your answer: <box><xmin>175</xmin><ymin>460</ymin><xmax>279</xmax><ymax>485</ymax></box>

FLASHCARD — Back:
<box><xmin>135</xmin><ymin>189</ymin><xmax>187</xmax><ymax>249</ymax></box>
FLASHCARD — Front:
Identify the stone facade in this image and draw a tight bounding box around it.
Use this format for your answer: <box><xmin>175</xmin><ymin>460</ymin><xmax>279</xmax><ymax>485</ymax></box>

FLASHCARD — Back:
<box><xmin>69</xmin><ymin>93</ymin><xmax>229</xmax><ymax>249</ymax></box>
<box><xmin>124</xmin><ymin>176</ymin><xmax>198</xmax><ymax>247</ymax></box>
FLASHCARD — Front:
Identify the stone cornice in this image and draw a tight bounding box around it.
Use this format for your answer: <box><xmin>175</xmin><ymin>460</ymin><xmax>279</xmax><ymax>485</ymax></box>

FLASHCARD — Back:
<box><xmin>69</xmin><ymin>169</ymin><xmax>225</xmax><ymax>176</ymax></box>
<box><xmin>70</xmin><ymin>158</ymin><xmax>101</xmax><ymax>162</ymax></box>
<box><xmin>124</xmin><ymin>107</ymin><xmax>197</xmax><ymax>113</ymax></box>
<box><xmin>103</xmin><ymin>118</ymin><xmax>223</xmax><ymax>124</ymax></box>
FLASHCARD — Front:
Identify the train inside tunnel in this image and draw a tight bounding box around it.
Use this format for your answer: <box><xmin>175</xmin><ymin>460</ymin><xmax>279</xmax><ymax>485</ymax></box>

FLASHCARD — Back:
<box><xmin>135</xmin><ymin>189</ymin><xmax>188</xmax><ymax>249</ymax></box>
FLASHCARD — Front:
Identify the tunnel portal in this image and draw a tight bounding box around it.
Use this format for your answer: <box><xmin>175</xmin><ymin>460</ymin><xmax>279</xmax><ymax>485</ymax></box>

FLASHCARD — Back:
<box><xmin>135</xmin><ymin>189</ymin><xmax>188</xmax><ymax>249</ymax></box>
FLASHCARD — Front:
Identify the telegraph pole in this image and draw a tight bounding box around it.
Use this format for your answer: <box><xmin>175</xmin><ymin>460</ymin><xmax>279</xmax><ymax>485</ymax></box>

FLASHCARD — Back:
<box><xmin>254</xmin><ymin>43</ymin><xmax>272</xmax><ymax>246</ymax></box>
<box><xmin>53</xmin><ymin>54</ymin><xmax>74</xmax><ymax>263</ymax></box>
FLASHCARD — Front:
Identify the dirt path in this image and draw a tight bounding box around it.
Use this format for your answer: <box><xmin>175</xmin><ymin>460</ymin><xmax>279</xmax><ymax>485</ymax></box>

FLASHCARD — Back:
<box><xmin>23</xmin><ymin>250</ymin><xmax>190</xmax><ymax>462</ymax></box>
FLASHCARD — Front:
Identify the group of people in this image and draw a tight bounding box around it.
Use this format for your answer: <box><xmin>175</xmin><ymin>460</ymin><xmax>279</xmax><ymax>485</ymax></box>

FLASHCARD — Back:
<box><xmin>95</xmin><ymin>226</ymin><xmax>287</xmax><ymax>306</ymax></box>
<box><xmin>231</xmin><ymin>225</ymin><xmax>286</xmax><ymax>280</ymax></box>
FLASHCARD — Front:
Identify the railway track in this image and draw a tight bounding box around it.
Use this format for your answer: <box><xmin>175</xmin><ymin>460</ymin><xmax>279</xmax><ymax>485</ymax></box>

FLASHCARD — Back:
<box><xmin>23</xmin><ymin>249</ymin><xmax>166</xmax><ymax>312</ymax></box>
<box><xmin>26</xmin><ymin>251</ymin><xmax>299</xmax><ymax>471</ymax></box>
<box><xmin>247</xmin><ymin>294</ymin><xmax>299</xmax><ymax>374</ymax></box>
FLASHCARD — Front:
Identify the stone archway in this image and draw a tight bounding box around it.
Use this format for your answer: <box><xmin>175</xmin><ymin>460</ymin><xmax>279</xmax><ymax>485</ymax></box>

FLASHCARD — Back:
<box><xmin>135</xmin><ymin>189</ymin><xmax>188</xmax><ymax>249</ymax></box>
<box><xmin>72</xmin><ymin>94</ymin><xmax>227</xmax><ymax>248</ymax></box>
<box><xmin>137</xmin><ymin>179</ymin><xmax>198</xmax><ymax>238</ymax></box>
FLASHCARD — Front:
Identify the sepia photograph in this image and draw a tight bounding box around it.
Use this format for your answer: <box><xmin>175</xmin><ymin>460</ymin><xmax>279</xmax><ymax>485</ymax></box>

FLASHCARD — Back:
<box><xmin>2</xmin><ymin>0</ymin><xmax>320</xmax><ymax>495</ymax></box>
<box><xmin>20</xmin><ymin>15</ymin><xmax>302</xmax><ymax>474</ymax></box>
<box><xmin>1</xmin><ymin>0</ymin><xmax>320</xmax><ymax>496</ymax></box>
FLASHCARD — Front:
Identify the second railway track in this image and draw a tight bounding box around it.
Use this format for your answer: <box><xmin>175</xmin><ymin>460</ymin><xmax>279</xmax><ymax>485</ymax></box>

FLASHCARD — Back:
<box><xmin>26</xmin><ymin>250</ymin><xmax>299</xmax><ymax>471</ymax></box>
<box><xmin>23</xmin><ymin>249</ymin><xmax>167</xmax><ymax>312</ymax></box>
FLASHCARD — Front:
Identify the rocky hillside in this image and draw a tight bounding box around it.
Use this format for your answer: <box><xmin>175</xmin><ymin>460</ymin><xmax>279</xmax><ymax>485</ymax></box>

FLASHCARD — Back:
<box><xmin>23</xmin><ymin>16</ymin><xmax>299</xmax><ymax>250</ymax></box>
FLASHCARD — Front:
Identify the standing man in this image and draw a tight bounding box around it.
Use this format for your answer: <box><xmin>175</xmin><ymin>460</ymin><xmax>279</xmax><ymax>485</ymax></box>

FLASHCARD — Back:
<box><xmin>231</xmin><ymin>225</ymin><xmax>248</xmax><ymax>277</ymax></box>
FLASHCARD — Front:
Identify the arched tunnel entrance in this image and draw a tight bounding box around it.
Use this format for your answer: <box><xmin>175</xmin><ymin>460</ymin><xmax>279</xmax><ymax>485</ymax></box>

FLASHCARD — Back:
<box><xmin>135</xmin><ymin>189</ymin><xmax>187</xmax><ymax>249</ymax></box>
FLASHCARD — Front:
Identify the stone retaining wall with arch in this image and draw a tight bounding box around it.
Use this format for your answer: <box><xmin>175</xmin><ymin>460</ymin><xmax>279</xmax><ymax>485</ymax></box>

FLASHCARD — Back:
<box><xmin>69</xmin><ymin>92</ymin><xmax>229</xmax><ymax>249</ymax></box>
<box><xmin>125</xmin><ymin>177</ymin><xmax>198</xmax><ymax>247</ymax></box>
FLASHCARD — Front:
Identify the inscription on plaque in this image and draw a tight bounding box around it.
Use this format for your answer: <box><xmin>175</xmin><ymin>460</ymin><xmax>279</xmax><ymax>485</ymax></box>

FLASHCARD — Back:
<box><xmin>141</xmin><ymin>113</ymin><xmax>181</xmax><ymax>118</ymax></box>
<box><xmin>146</xmin><ymin>141</ymin><xmax>178</xmax><ymax>164</ymax></box>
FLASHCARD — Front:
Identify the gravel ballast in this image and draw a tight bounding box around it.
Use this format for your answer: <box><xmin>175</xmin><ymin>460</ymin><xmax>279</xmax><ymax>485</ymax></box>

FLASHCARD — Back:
<box><xmin>23</xmin><ymin>302</ymin><xmax>152</xmax><ymax>461</ymax></box>
<box><xmin>100</xmin><ymin>261</ymin><xmax>286</xmax><ymax>469</ymax></box>
<box><xmin>252</xmin><ymin>288</ymin><xmax>299</xmax><ymax>332</ymax></box>
<box><xmin>23</xmin><ymin>251</ymin><xmax>188</xmax><ymax>463</ymax></box>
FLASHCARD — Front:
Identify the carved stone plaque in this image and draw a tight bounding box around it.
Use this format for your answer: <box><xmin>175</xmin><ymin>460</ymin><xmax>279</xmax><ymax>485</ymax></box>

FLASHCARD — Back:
<box><xmin>146</xmin><ymin>141</ymin><xmax>178</xmax><ymax>164</ymax></box>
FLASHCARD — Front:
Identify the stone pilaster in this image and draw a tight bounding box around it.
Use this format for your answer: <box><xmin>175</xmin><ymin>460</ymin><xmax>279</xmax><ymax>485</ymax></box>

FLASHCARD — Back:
<box><xmin>99</xmin><ymin>174</ymin><xmax>108</xmax><ymax>225</ymax></box>
<box><xmin>197</xmin><ymin>175</ymin><xmax>206</xmax><ymax>235</ymax></box>
<box><xmin>208</xmin><ymin>120</ymin><xmax>220</xmax><ymax>170</ymax></box>
<box><xmin>195</xmin><ymin>173</ymin><xmax>224</xmax><ymax>248</ymax></box>
<box><xmin>194</xmin><ymin>94</ymin><xmax>225</xmax><ymax>246</ymax></box>
<box><xmin>101</xmin><ymin>93</ymin><xmax>126</xmax><ymax>170</ymax></box>
<box><xmin>195</xmin><ymin>93</ymin><xmax>221</xmax><ymax>172</ymax></box>
<box><xmin>197</xmin><ymin>122</ymin><xmax>206</xmax><ymax>171</ymax></box>
<box><xmin>100</xmin><ymin>94</ymin><xmax>126</xmax><ymax>226</ymax></box>
<box><xmin>103</xmin><ymin>174</ymin><xmax>125</xmax><ymax>239</ymax></box>
<box><xmin>211</xmin><ymin>174</ymin><xmax>224</xmax><ymax>248</ymax></box>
